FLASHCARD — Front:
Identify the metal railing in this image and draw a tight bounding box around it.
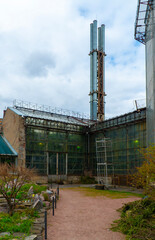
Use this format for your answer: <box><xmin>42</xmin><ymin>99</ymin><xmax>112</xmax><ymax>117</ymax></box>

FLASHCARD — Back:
<box><xmin>44</xmin><ymin>185</ymin><xmax>59</xmax><ymax>239</ymax></box>
<box><xmin>13</xmin><ymin>99</ymin><xmax>90</xmax><ymax>120</ymax></box>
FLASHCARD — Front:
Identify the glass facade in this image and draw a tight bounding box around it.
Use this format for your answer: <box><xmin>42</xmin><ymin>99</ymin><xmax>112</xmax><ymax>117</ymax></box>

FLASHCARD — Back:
<box><xmin>25</xmin><ymin>126</ymin><xmax>87</xmax><ymax>175</ymax></box>
<box><xmin>89</xmin><ymin>110</ymin><xmax>146</xmax><ymax>179</ymax></box>
<box><xmin>25</xmin><ymin>109</ymin><xmax>146</xmax><ymax>180</ymax></box>
<box><xmin>145</xmin><ymin>0</ymin><xmax>155</xmax><ymax>145</ymax></box>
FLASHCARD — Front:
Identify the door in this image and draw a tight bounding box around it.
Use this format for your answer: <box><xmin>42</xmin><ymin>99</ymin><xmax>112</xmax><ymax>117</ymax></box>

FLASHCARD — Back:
<box><xmin>48</xmin><ymin>152</ymin><xmax>67</xmax><ymax>175</ymax></box>
<box><xmin>48</xmin><ymin>153</ymin><xmax>56</xmax><ymax>175</ymax></box>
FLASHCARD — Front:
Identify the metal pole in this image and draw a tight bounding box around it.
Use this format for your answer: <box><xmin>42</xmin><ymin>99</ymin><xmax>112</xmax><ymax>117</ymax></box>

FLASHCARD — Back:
<box><xmin>56</xmin><ymin>153</ymin><xmax>59</xmax><ymax>175</ymax></box>
<box><xmin>57</xmin><ymin>185</ymin><xmax>59</xmax><ymax>198</ymax></box>
<box><xmin>55</xmin><ymin>192</ymin><xmax>57</xmax><ymax>209</ymax></box>
<box><xmin>104</xmin><ymin>139</ymin><xmax>108</xmax><ymax>188</ymax></box>
<box><xmin>52</xmin><ymin>197</ymin><xmax>54</xmax><ymax>216</ymax></box>
<box><xmin>66</xmin><ymin>153</ymin><xmax>68</xmax><ymax>175</ymax></box>
<box><xmin>45</xmin><ymin>210</ymin><xmax>47</xmax><ymax>239</ymax></box>
<box><xmin>47</xmin><ymin>152</ymin><xmax>49</xmax><ymax>176</ymax></box>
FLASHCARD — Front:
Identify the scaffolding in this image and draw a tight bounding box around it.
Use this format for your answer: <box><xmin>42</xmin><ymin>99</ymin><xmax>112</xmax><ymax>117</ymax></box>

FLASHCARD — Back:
<box><xmin>96</xmin><ymin>138</ymin><xmax>114</xmax><ymax>188</ymax></box>
<box><xmin>135</xmin><ymin>0</ymin><xmax>153</xmax><ymax>44</ymax></box>
<box><xmin>97</xmin><ymin>51</ymin><xmax>106</xmax><ymax>121</ymax></box>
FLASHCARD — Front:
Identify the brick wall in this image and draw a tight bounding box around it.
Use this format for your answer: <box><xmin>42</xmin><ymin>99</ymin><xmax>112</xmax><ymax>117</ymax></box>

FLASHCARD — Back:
<box><xmin>0</xmin><ymin>118</ymin><xmax>2</xmax><ymax>133</ymax></box>
<box><xmin>2</xmin><ymin>108</ymin><xmax>26</xmax><ymax>166</ymax></box>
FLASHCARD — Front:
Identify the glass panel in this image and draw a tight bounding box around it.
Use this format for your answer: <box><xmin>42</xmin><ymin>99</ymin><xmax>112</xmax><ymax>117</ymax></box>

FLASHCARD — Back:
<box><xmin>49</xmin><ymin>153</ymin><xmax>56</xmax><ymax>175</ymax></box>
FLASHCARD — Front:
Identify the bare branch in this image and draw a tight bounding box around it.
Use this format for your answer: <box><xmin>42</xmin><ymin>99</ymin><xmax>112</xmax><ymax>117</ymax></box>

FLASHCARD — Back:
<box><xmin>0</xmin><ymin>163</ymin><xmax>37</xmax><ymax>215</ymax></box>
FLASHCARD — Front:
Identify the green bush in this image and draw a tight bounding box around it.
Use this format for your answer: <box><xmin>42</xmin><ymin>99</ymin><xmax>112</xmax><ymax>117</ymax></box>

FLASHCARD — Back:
<box><xmin>20</xmin><ymin>183</ymin><xmax>47</xmax><ymax>194</ymax></box>
<box><xmin>24</xmin><ymin>208</ymin><xmax>39</xmax><ymax>218</ymax></box>
<box><xmin>0</xmin><ymin>210</ymin><xmax>38</xmax><ymax>234</ymax></box>
<box><xmin>16</xmin><ymin>191</ymin><xmax>28</xmax><ymax>200</ymax></box>
<box><xmin>111</xmin><ymin>198</ymin><xmax>155</xmax><ymax>240</ymax></box>
<box><xmin>43</xmin><ymin>193</ymin><xmax>49</xmax><ymax>201</ymax></box>
<box><xmin>80</xmin><ymin>176</ymin><xmax>97</xmax><ymax>184</ymax></box>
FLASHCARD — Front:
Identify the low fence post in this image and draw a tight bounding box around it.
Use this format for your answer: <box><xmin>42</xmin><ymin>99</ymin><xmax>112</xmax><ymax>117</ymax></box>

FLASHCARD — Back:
<box><xmin>52</xmin><ymin>196</ymin><xmax>54</xmax><ymax>216</ymax></box>
<box><xmin>55</xmin><ymin>192</ymin><xmax>57</xmax><ymax>209</ymax></box>
<box><xmin>45</xmin><ymin>210</ymin><xmax>47</xmax><ymax>239</ymax></box>
<box><xmin>57</xmin><ymin>185</ymin><xmax>59</xmax><ymax>199</ymax></box>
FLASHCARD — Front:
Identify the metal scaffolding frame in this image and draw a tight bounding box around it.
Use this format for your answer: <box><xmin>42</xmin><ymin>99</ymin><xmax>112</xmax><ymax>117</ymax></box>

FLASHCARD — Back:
<box><xmin>135</xmin><ymin>0</ymin><xmax>153</xmax><ymax>44</ymax></box>
<box><xmin>96</xmin><ymin>138</ymin><xmax>114</xmax><ymax>187</ymax></box>
<box><xmin>97</xmin><ymin>51</ymin><xmax>106</xmax><ymax>121</ymax></box>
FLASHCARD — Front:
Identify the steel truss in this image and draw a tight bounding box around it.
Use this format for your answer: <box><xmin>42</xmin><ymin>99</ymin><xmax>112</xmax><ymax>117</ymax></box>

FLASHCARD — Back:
<box><xmin>25</xmin><ymin>117</ymin><xmax>86</xmax><ymax>133</ymax></box>
<box><xmin>135</xmin><ymin>0</ymin><xmax>154</xmax><ymax>44</ymax></box>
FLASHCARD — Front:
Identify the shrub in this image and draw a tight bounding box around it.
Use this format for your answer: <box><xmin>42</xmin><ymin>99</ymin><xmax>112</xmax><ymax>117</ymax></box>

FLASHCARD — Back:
<box><xmin>0</xmin><ymin>211</ymin><xmax>34</xmax><ymax>234</ymax></box>
<box><xmin>0</xmin><ymin>163</ymin><xmax>36</xmax><ymax>216</ymax></box>
<box><xmin>24</xmin><ymin>208</ymin><xmax>39</xmax><ymax>218</ymax></box>
<box><xmin>112</xmin><ymin>198</ymin><xmax>155</xmax><ymax>240</ymax></box>
<box><xmin>80</xmin><ymin>176</ymin><xmax>97</xmax><ymax>184</ymax></box>
<box><xmin>43</xmin><ymin>193</ymin><xmax>49</xmax><ymax>201</ymax></box>
<box><xmin>21</xmin><ymin>184</ymin><xmax>47</xmax><ymax>194</ymax></box>
<box><xmin>132</xmin><ymin>145</ymin><xmax>155</xmax><ymax>198</ymax></box>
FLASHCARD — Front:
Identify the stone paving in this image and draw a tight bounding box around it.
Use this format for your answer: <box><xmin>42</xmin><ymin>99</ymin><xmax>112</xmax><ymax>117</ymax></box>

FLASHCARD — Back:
<box><xmin>47</xmin><ymin>188</ymin><xmax>140</xmax><ymax>240</ymax></box>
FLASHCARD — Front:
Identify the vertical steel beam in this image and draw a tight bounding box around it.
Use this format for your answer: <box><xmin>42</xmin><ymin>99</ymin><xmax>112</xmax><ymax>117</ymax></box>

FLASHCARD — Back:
<box><xmin>66</xmin><ymin>153</ymin><xmax>68</xmax><ymax>175</ymax></box>
<box><xmin>47</xmin><ymin>152</ymin><xmax>49</xmax><ymax>175</ymax></box>
<box><xmin>56</xmin><ymin>153</ymin><xmax>58</xmax><ymax>175</ymax></box>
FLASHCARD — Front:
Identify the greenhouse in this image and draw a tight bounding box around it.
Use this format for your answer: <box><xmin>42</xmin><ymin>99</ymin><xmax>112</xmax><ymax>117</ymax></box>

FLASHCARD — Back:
<box><xmin>2</xmin><ymin>102</ymin><xmax>146</xmax><ymax>185</ymax></box>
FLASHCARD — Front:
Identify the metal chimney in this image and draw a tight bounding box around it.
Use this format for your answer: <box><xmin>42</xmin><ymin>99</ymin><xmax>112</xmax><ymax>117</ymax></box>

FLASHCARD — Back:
<box><xmin>89</xmin><ymin>20</ymin><xmax>106</xmax><ymax>121</ymax></box>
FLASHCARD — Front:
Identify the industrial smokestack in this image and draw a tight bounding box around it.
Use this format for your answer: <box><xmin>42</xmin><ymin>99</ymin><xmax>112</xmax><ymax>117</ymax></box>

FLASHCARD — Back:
<box><xmin>92</xmin><ymin>20</ymin><xmax>97</xmax><ymax>120</ymax></box>
<box><xmin>101</xmin><ymin>24</ymin><xmax>105</xmax><ymax>52</ymax></box>
<box><xmin>90</xmin><ymin>23</ymin><xmax>93</xmax><ymax>119</ymax></box>
<box><xmin>98</xmin><ymin>27</ymin><xmax>101</xmax><ymax>51</ymax></box>
<box><xmin>89</xmin><ymin>20</ymin><xmax>106</xmax><ymax>121</ymax></box>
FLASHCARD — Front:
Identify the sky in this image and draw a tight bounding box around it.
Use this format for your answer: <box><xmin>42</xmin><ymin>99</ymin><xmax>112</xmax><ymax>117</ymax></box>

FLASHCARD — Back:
<box><xmin>0</xmin><ymin>0</ymin><xmax>146</xmax><ymax>119</ymax></box>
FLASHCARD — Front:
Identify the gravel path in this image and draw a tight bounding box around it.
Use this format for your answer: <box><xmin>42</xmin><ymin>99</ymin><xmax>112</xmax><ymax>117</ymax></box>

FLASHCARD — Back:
<box><xmin>47</xmin><ymin>188</ymin><xmax>139</xmax><ymax>240</ymax></box>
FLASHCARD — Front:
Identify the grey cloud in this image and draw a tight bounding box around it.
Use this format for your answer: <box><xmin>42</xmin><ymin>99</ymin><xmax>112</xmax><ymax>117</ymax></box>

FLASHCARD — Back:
<box><xmin>24</xmin><ymin>51</ymin><xmax>56</xmax><ymax>77</ymax></box>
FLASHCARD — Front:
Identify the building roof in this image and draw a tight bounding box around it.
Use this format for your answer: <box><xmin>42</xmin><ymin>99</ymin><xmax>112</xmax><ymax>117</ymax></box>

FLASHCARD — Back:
<box><xmin>9</xmin><ymin>107</ymin><xmax>95</xmax><ymax>126</ymax></box>
<box><xmin>0</xmin><ymin>135</ymin><xmax>17</xmax><ymax>156</ymax></box>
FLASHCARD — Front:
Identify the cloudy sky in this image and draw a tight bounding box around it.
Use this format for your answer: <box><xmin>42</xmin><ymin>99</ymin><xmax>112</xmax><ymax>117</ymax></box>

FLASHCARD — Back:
<box><xmin>0</xmin><ymin>0</ymin><xmax>145</xmax><ymax>119</ymax></box>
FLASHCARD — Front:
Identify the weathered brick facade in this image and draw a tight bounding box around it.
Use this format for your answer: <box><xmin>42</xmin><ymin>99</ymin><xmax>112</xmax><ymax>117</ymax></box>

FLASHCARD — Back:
<box><xmin>2</xmin><ymin>109</ymin><xmax>26</xmax><ymax>166</ymax></box>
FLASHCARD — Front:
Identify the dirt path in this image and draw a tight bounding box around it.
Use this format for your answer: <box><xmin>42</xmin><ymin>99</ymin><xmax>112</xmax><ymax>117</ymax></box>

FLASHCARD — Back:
<box><xmin>47</xmin><ymin>188</ymin><xmax>139</xmax><ymax>240</ymax></box>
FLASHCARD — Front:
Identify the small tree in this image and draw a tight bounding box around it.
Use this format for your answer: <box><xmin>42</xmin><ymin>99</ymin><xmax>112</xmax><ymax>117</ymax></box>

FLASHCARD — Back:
<box><xmin>132</xmin><ymin>145</ymin><xmax>155</xmax><ymax>198</ymax></box>
<box><xmin>0</xmin><ymin>163</ymin><xmax>36</xmax><ymax>215</ymax></box>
